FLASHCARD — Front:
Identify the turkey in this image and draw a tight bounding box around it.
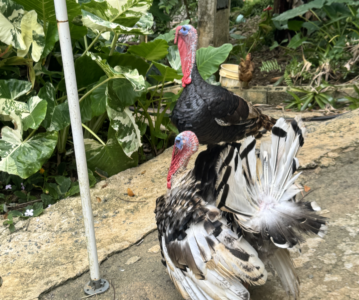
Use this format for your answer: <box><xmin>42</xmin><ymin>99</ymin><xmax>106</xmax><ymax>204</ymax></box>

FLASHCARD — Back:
<box><xmin>171</xmin><ymin>24</ymin><xmax>276</xmax><ymax>145</ymax></box>
<box><xmin>155</xmin><ymin>117</ymin><xmax>327</xmax><ymax>299</ymax></box>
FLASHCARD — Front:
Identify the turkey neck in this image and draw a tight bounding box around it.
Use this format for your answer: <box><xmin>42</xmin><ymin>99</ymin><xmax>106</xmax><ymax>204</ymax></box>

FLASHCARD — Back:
<box><xmin>188</xmin><ymin>62</ymin><xmax>204</xmax><ymax>86</ymax></box>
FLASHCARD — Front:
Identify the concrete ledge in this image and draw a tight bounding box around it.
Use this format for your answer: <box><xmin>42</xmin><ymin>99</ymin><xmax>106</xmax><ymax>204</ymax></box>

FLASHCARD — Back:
<box><xmin>229</xmin><ymin>85</ymin><xmax>357</xmax><ymax>105</ymax></box>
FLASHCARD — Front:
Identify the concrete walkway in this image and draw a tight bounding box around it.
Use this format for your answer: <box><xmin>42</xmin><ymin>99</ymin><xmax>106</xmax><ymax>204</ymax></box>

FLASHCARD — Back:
<box><xmin>1</xmin><ymin>109</ymin><xmax>359</xmax><ymax>300</ymax></box>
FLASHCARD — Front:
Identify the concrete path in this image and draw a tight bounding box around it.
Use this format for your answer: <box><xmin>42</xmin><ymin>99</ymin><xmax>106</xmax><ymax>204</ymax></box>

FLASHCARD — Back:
<box><xmin>1</xmin><ymin>109</ymin><xmax>358</xmax><ymax>300</ymax></box>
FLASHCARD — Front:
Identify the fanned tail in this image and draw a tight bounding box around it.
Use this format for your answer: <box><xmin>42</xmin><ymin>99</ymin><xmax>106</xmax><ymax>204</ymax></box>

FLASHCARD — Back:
<box><xmin>215</xmin><ymin>116</ymin><xmax>327</xmax><ymax>249</ymax></box>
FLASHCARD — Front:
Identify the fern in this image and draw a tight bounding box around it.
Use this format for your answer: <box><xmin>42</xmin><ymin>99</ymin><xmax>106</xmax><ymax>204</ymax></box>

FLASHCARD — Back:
<box><xmin>260</xmin><ymin>59</ymin><xmax>281</xmax><ymax>73</ymax></box>
<box><xmin>284</xmin><ymin>70</ymin><xmax>293</xmax><ymax>87</ymax></box>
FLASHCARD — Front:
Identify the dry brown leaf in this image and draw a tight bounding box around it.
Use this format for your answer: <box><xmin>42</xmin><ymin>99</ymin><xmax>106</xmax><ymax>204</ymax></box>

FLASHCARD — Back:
<box><xmin>101</xmin><ymin>183</ymin><xmax>108</xmax><ymax>189</ymax></box>
<box><xmin>3</xmin><ymin>212</ymin><xmax>8</xmax><ymax>220</ymax></box>
<box><xmin>127</xmin><ymin>188</ymin><xmax>135</xmax><ymax>197</ymax></box>
<box><xmin>141</xmin><ymin>170</ymin><xmax>146</xmax><ymax>175</ymax></box>
<box><xmin>96</xmin><ymin>197</ymin><xmax>102</xmax><ymax>203</ymax></box>
<box><xmin>304</xmin><ymin>185</ymin><xmax>311</xmax><ymax>192</ymax></box>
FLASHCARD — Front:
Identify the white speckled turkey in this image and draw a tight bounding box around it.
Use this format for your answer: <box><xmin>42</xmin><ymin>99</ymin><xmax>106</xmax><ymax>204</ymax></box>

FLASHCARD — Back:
<box><xmin>155</xmin><ymin>117</ymin><xmax>327</xmax><ymax>300</ymax></box>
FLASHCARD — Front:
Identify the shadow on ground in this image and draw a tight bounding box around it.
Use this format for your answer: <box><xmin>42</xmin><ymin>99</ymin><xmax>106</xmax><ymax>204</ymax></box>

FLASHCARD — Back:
<box><xmin>40</xmin><ymin>149</ymin><xmax>359</xmax><ymax>300</ymax></box>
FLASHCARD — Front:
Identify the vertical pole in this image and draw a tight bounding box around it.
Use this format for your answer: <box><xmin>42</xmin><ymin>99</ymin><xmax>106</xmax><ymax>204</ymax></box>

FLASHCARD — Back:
<box><xmin>53</xmin><ymin>0</ymin><xmax>109</xmax><ymax>295</ymax></box>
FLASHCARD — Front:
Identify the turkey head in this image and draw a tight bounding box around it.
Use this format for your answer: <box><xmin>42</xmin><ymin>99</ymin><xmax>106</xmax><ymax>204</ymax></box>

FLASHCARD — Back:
<box><xmin>167</xmin><ymin>131</ymin><xmax>199</xmax><ymax>189</ymax></box>
<box><xmin>175</xmin><ymin>25</ymin><xmax>198</xmax><ymax>87</ymax></box>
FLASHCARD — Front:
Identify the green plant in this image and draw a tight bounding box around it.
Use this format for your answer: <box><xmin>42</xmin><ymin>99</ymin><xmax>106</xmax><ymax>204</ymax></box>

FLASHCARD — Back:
<box><xmin>285</xmin><ymin>83</ymin><xmax>336</xmax><ymax>111</ymax></box>
<box><xmin>260</xmin><ymin>59</ymin><xmax>281</xmax><ymax>72</ymax></box>
<box><xmin>0</xmin><ymin>0</ymin><xmax>233</xmax><ymax>221</ymax></box>
<box><xmin>337</xmin><ymin>85</ymin><xmax>359</xmax><ymax>110</ymax></box>
<box><xmin>240</xmin><ymin>0</ymin><xmax>273</xmax><ymax>18</ymax></box>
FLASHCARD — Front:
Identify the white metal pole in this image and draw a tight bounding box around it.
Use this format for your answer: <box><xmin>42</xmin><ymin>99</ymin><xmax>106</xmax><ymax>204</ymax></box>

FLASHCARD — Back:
<box><xmin>53</xmin><ymin>0</ymin><xmax>108</xmax><ymax>294</ymax></box>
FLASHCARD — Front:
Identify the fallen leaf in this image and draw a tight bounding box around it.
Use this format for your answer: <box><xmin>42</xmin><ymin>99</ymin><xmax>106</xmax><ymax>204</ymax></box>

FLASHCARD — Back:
<box><xmin>96</xmin><ymin>197</ymin><xmax>102</xmax><ymax>203</ymax></box>
<box><xmin>304</xmin><ymin>185</ymin><xmax>311</xmax><ymax>192</ymax></box>
<box><xmin>141</xmin><ymin>170</ymin><xmax>146</xmax><ymax>175</ymax></box>
<box><xmin>148</xmin><ymin>245</ymin><xmax>161</xmax><ymax>254</ymax></box>
<box><xmin>125</xmin><ymin>256</ymin><xmax>141</xmax><ymax>265</ymax></box>
<box><xmin>3</xmin><ymin>213</ymin><xmax>8</xmax><ymax>220</ymax></box>
<box><xmin>127</xmin><ymin>188</ymin><xmax>135</xmax><ymax>197</ymax></box>
<box><xmin>101</xmin><ymin>183</ymin><xmax>108</xmax><ymax>189</ymax></box>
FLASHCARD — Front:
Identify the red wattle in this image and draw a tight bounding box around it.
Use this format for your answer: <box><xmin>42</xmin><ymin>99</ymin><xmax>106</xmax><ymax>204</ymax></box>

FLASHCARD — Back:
<box><xmin>177</xmin><ymin>34</ymin><xmax>192</xmax><ymax>88</ymax></box>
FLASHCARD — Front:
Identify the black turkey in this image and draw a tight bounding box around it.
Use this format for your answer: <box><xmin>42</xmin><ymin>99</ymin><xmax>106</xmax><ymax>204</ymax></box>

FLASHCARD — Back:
<box><xmin>171</xmin><ymin>25</ymin><xmax>276</xmax><ymax>145</ymax></box>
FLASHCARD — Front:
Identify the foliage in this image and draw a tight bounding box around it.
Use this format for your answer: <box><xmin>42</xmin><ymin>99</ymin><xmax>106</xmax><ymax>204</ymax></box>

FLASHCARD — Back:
<box><xmin>337</xmin><ymin>85</ymin><xmax>359</xmax><ymax>110</ymax></box>
<box><xmin>0</xmin><ymin>0</ymin><xmax>233</xmax><ymax>225</ymax></box>
<box><xmin>285</xmin><ymin>83</ymin><xmax>336</xmax><ymax>111</ymax></box>
<box><xmin>240</xmin><ymin>0</ymin><xmax>273</xmax><ymax>18</ymax></box>
<box><xmin>260</xmin><ymin>59</ymin><xmax>281</xmax><ymax>72</ymax></box>
<box><xmin>272</xmin><ymin>0</ymin><xmax>359</xmax><ymax>86</ymax></box>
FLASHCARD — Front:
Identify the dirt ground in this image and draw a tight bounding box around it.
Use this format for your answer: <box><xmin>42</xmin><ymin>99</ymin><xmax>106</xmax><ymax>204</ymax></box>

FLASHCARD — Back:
<box><xmin>40</xmin><ymin>148</ymin><xmax>359</xmax><ymax>300</ymax></box>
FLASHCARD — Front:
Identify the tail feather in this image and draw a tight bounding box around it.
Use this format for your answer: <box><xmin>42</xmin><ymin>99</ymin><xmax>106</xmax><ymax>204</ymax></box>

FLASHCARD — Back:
<box><xmin>269</xmin><ymin>249</ymin><xmax>300</xmax><ymax>299</ymax></box>
<box><xmin>215</xmin><ymin>117</ymin><xmax>327</xmax><ymax>249</ymax></box>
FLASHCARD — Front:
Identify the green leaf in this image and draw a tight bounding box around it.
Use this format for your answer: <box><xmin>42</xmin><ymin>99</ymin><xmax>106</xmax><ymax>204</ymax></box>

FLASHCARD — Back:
<box><xmin>153</xmin><ymin>129</ymin><xmax>167</xmax><ymax>139</ymax></box>
<box><xmin>167</xmin><ymin>45</ymin><xmax>181</xmax><ymax>72</ymax></box>
<box><xmin>88</xmin><ymin>52</ymin><xmax>146</xmax><ymax>91</ymax></box>
<box><xmin>32</xmin><ymin>202</ymin><xmax>44</xmax><ymax>217</ymax></box>
<box><xmin>69</xmin><ymin>22</ymin><xmax>87</xmax><ymax>40</ymax></box>
<box><xmin>288</xmin><ymin>20</ymin><xmax>304</xmax><ymax>31</ymax></box>
<box><xmin>80</xmin><ymin>95</ymin><xmax>92</xmax><ymax>122</ymax></box>
<box><xmin>46</xmin><ymin>101</ymin><xmax>71</xmax><ymax>131</ymax></box>
<box><xmin>38</xmin><ymin>82</ymin><xmax>55</xmax><ymax>129</ymax></box>
<box><xmin>22</xmin><ymin>97</ymin><xmax>47</xmax><ymax>131</ymax></box>
<box><xmin>90</xmin><ymin>76</ymin><xmax>108</xmax><ymax>117</ymax></box>
<box><xmin>14</xmin><ymin>190</ymin><xmax>27</xmax><ymax>200</ymax></box>
<box><xmin>0</xmin><ymin>128</ymin><xmax>58</xmax><ymax>178</ymax></box>
<box><xmin>41</xmin><ymin>193</ymin><xmax>54</xmax><ymax>207</ymax></box>
<box><xmin>155</xmin><ymin>31</ymin><xmax>175</xmax><ymax>42</ymax></box>
<box><xmin>287</xmin><ymin>33</ymin><xmax>306</xmax><ymax>49</ymax></box>
<box><xmin>14</xmin><ymin>0</ymin><xmax>82</xmax><ymax>24</ymax></box>
<box><xmin>272</xmin><ymin>0</ymin><xmax>326</xmax><ymax>21</ymax></box>
<box><xmin>84</xmin><ymin>137</ymin><xmax>138</xmax><ymax>177</ymax></box>
<box><xmin>107</xmin><ymin>53</ymin><xmax>149</xmax><ymax>77</ymax></box>
<box><xmin>150</xmin><ymin>61</ymin><xmax>182</xmax><ymax>82</ymax></box>
<box><xmin>302</xmin><ymin>22</ymin><xmax>320</xmax><ymax>36</ymax></box>
<box><xmin>9</xmin><ymin>223</ymin><xmax>15</xmax><ymax>233</ymax></box>
<box><xmin>0</xmin><ymin>78</ymin><xmax>31</xmax><ymax>100</ymax></box>
<box><xmin>107</xmin><ymin>78</ymin><xmax>141</xmax><ymax>110</ymax></box>
<box><xmin>17</xmin><ymin>11</ymin><xmax>45</xmax><ymax>62</ymax></box>
<box><xmin>80</xmin><ymin>0</ymin><xmax>153</xmax><ymax>34</ymax></box>
<box><xmin>0</xmin><ymin>0</ymin><xmax>26</xmax><ymax>49</ymax></box>
<box><xmin>107</xmin><ymin>106</ymin><xmax>142</xmax><ymax>157</ymax></box>
<box><xmin>128</xmin><ymin>39</ymin><xmax>169</xmax><ymax>61</ymax></box>
<box><xmin>41</xmin><ymin>22</ymin><xmax>59</xmax><ymax>59</ymax></box>
<box><xmin>88</xmin><ymin>169</ymin><xmax>97</xmax><ymax>187</ymax></box>
<box><xmin>55</xmin><ymin>176</ymin><xmax>72</xmax><ymax>194</ymax></box>
<box><xmin>75</xmin><ymin>55</ymin><xmax>106</xmax><ymax>89</ymax></box>
<box><xmin>196</xmin><ymin>44</ymin><xmax>233</xmax><ymax>80</ymax></box>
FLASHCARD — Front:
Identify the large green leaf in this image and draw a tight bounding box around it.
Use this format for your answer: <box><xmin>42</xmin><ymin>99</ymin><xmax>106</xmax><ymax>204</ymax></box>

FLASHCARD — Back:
<box><xmin>0</xmin><ymin>79</ymin><xmax>32</xmax><ymax>137</ymax></box>
<box><xmin>107</xmin><ymin>78</ymin><xmax>141</xmax><ymax>110</ymax></box>
<box><xmin>107</xmin><ymin>106</ymin><xmax>142</xmax><ymax>157</ymax></box>
<box><xmin>84</xmin><ymin>137</ymin><xmax>138</xmax><ymax>177</ymax></box>
<box><xmin>128</xmin><ymin>39</ymin><xmax>168</xmax><ymax>61</ymax></box>
<box><xmin>88</xmin><ymin>52</ymin><xmax>145</xmax><ymax>91</ymax></box>
<box><xmin>107</xmin><ymin>53</ymin><xmax>149</xmax><ymax>76</ymax></box>
<box><xmin>22</xmin><ymin>96</ymin><xmax>47</xmax><ymax>131</ymax></box>
<box><xmin>167</xmin><ymin>45</ymin><xmax>181</xmax><ymax>72</ymax></box>
<box><xmin>80</xmin><ymin>0</ymin><xmax>153</xmax><ymax>34</ymax></box>
<box><xmin>17</xmin><ymin>11</ymin><xmax>45</xmax><ymax>62</ymax></box>
<box><xmin>0</xmin><ymin>128</ymin><xmax>58</xmax><ymax>178</ymax></box>
<box><xmin>0</xmin><ymin>0</ymin><xmax>26</xmax><ymax>50</ymax></box>
<box><xmin>272</xmin><ymin>0</ymin><xmax>326</xmax><ymax>21</ymax></box>
<box><xmin>196</xmin><ymin>43</ymin><xmax>233</xmax><ymax>80</ymax></box>
<box><xmin>38</xmin><ymin>82</ymin><xmax>70</xmax><ymax>132</ymax></box>
<box><xmin>75</xmin><ymin>55</ymin><xmax>106</xmax><ymax>89</ymax></box>
<box><xmin>14</xmin><ymin>0</ymin><xmax>82</xmax><ymax>24</ymax></box>
<box><xmin>150</xmin><ymin>61</ymin><xmax>183</xmax><ymax>82</ymax></box>
<box><xmin>0</xmin><ymin>78</ymin><xmax>31</xmax><ymax>99</ymax></box>
<box><xmin>38</xmin><ymin>83</ymin><xmax>70</xmax><ymax>132</ymax></box>
<box><xmin>90</xmin><ymin>76</ymin><xmax>108</xmax><ymax>117</ymax></box>
<box><xmin>41</xmin><ymin>22</ymin><xmax>59</xmax><ymax>59</ymax></box>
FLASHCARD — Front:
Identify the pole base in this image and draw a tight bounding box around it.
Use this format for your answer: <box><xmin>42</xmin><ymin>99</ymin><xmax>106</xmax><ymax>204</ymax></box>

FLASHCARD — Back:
<box><xmin>84</xmin><ymin>279</ymin><xmax>110</xmax><ymax>295</ymax></box>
